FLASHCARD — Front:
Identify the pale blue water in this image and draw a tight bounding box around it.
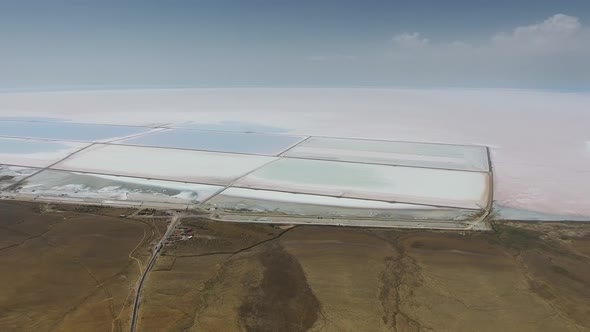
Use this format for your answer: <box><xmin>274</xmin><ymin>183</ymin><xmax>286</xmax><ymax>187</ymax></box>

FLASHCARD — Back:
<box><xmin>122</xmin><ymin>129</ymin><xmax>304</xmax><ymax>155</ymax></box>
<box><xmin>0</xmin><ymin>116</ymin><xmax>66</xmax><ymax>122</ymax></box>
<box><xmin>0</xmin><ymin>121</ymin><xmax>150</xmax><ymax>141</ymax></box>
<box><xmin>250</xmin><ymin>158</ymin><xmax>386</xmax><ymax>187</ymax></box>
<box><xmin>0</xmin><ymin>138</ymin><xmax>75</xmax><ymax>154</ymax></box>
<box><xmin>494</xmin><ymin>205</ymin><xmax>590</xmax><ymax>221</ymax></box>
<box><xmin>175</xmin><ymin>121</ymin><xmax>290</xmax><ymax>134</ymax></box>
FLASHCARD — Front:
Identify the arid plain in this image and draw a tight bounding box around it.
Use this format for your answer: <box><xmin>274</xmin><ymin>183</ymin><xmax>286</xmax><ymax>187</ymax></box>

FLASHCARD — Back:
<box><xmin>0</xmin><ymin>201</ymin><xmax>167</xmax><ymax>332</ymax></box>
<box><xmin>1</xmin><ymin>201</ymin><xmax>589</xmax><ymax>332</ymax></box>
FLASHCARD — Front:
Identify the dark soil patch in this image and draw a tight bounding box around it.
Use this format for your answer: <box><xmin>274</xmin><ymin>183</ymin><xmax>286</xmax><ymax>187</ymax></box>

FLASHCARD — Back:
<box><xmin>239</xmin><ymin>242</ymin><xmax>320</xmax><ymax>332</ymax></box>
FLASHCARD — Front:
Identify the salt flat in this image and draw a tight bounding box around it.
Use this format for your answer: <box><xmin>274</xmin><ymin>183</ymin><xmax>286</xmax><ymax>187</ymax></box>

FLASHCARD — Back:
<box><xmin>205</xmin><ymin>187</ymin><xmax>479</xmax><ymax>222</ymax></box>
<box><xmin>14</xmin><ymin>170</ymin><xmax>223</xmax><ymax>205</ymax></box>
<box><xmin>52</xmin><ymin>144</ymin><xmax>276</xmax><ymax>185</ymax></box>
<box><xmin>0</xmin><ymin>137</ymin><xmax>89</xmax><ymax>167</ymax></box>
<box><xmin>283</xmin><ymin>137</ymin><xmax>489</xmax><ymax>171</ymax></box>
<box><xmin>234</xmin><ymin>158</ymin><xmax>489</xmax><ymax>209</ymax></box>
<box><xmin>0</xmin><ymin>165</ymin><xmax>38</xmax><ymax>190</ymax></box>
<box><xmin>0</xmin><ymin>88</ymin><xmax>588</xmax><ymax>218</ymax></box>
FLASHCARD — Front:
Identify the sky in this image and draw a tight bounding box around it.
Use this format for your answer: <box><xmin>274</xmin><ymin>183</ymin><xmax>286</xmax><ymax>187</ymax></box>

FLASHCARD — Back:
<box><xmin>1</xmin><ymin>0</ymin><xmax>589</xmax><ymax>90</ymax></box>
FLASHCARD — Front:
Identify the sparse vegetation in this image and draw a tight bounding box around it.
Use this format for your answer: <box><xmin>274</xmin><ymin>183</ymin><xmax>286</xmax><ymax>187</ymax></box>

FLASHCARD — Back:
<box><xmin>1</xmin><ymin>203</ymin><xmax>589</xmax><ymax>331</ymax></box>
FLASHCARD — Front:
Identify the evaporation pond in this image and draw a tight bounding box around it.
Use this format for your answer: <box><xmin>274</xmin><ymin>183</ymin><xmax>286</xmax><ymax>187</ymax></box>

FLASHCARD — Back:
<box><xmin>0</xmin><ymin>165</ymin><xmax>39</xmax><ymax>190</ymax></box>
<box><xmin>207</xmin><ymin>188</ymin><xmax>478</xmax><ymax>221</ymax></box>
<box><xmin>0</xmin><ymin>121</ymin><xmax>152</xmax><ymax>141</ymax></box>
<box><xmin>172</xmin><ymin>121</ymin><xmax>290</xmax><ymax>134</ymax></box>
<box><xmin>52</xmin><ymin>144</ymin><xmax>276</xmax><ymax>185</ymax></box>
<box><xmin>284</xmin><ymin>137</ymin><xmax>489</xmax><ymax>172</ymax></box>
<box><xmin>0</xmin><ymin>137</ymin><xmax>89</xmax><ymax>167</ymax></box>
<box><xmin>234</xmin><ymin>158</ymin><xmax>490</xmax><ymax>209</ymax></box>
<box><xmin>19</xmin><ymin>170</ymin><xmax>223</xmax><ymax>204</ymax></box>
<box><xmin>119</xmin><ymin>129</ymin><xmax>305</xmax><ymax>155</ymax></box>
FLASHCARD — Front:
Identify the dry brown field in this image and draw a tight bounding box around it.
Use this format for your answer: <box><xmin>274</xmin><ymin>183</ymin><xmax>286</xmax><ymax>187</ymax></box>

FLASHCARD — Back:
<box><xmin>0</xmin><ymin>201</ymin><xmax>167</xmax><ymax>332</ymax></box>
<box><xmin>138</xmin><ymin>218</ymin><xmax>590</xmax><ymax>332</ymax></box>
<box><xmin>1</xmin><ymin>202</ymin><xmax>589</xmax><ymax>332</ymax></box>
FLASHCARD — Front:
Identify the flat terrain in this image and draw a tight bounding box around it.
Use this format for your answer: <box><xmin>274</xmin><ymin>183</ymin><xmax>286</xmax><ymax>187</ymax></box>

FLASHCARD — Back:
<box><xmin>139</xmin><ymin>218</ymin><xmax>590</xmax><ymax>332</ymax></box>
<box><xmin>1</xmin><ymin>202</ymin><xmax>589</xmax><ymax>332</ymax></box>
<box><xmin>0</xmin><ymin>201</ymin><xmax>167</xmax><ymax>332</ymax></box>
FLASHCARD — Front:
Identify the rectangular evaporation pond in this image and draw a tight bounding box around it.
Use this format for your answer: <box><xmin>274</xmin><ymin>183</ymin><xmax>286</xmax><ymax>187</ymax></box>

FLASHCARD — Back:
<box><xmin>17</xmin><ymin>169</ymin><xmax>223</xmax><ymax>204</ymax></box>
<box><xmin>234</xmin><ymin>158</ymin><xmax>490</xmax><ymax>209</ymax></box>
<box><xmin>0</xmin><ymin>137</ymin><xmax>89</xmax><ymax>168</ymax></box>
<box><xmin>283</xmin><ymin>137</ymin><xmax>489</xmax><ymax>172</ymax></box>
<box><xmin>0</xmin><ymin>165</ymin><xmax>39</xmax><ymax>190</ymax></box>
<box><xmin>205</xmin><ymin>187</ymin><xmax>479</xmax><ymax>221</ymax></box>
<box><xmin>0</xmin><ymin>121</ymin><xmax>153</xmax><ymax>142</ymax></box>
<box><xmin>52</xmin><ymin>144</ymin><xmax>277</xmax><ymax>185</ymax></box>
<box><xmin>117</xmin><ymin>129</ymin><xmax>306</xmax><ymax>156</ymax></box>
<box><xmin>171</xmin><ymin>121</ymin><xmax>291</xmax><ymax>134</ymax></box>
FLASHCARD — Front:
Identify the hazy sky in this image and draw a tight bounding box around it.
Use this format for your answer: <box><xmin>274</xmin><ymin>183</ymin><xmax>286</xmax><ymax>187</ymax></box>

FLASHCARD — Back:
<box><xmin>1</xmin><ymin>0</ymin><xmax>589</xmax><ymax>90</ymax></box>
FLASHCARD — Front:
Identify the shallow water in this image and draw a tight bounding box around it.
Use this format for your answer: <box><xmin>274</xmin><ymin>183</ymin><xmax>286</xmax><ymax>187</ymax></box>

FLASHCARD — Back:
<box><xmin>0</xmin><ymin>121</ymin><xmax>150</xmax><ymax>141</ymax></box>
<box><xmin>120</xmin><ymin>129</ymin><xmax>304</xmax><ymax>155</ymax></box>
<box><xmin>0</xmin><ymin>138</ymin><xmax>77</xmax><ymax>154</ymax></box>
<box><xmin>174</xmin><ymin>121</ymin><xmax>290</xmax><ymax>133</ymax></box>
<box><xmin>284</xmin><ymin>137</ymin><xmax>489</xmax><ymax>171</ymax></box>
<box><xmin>236</xmin><ymin>158</ymin><xmax>490</xmax><ymax>209</ymax></box>
<box><xmin>0</xmin><ymin>138</ymin><xmax>88</xmax><ymax>167</ymax></box>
